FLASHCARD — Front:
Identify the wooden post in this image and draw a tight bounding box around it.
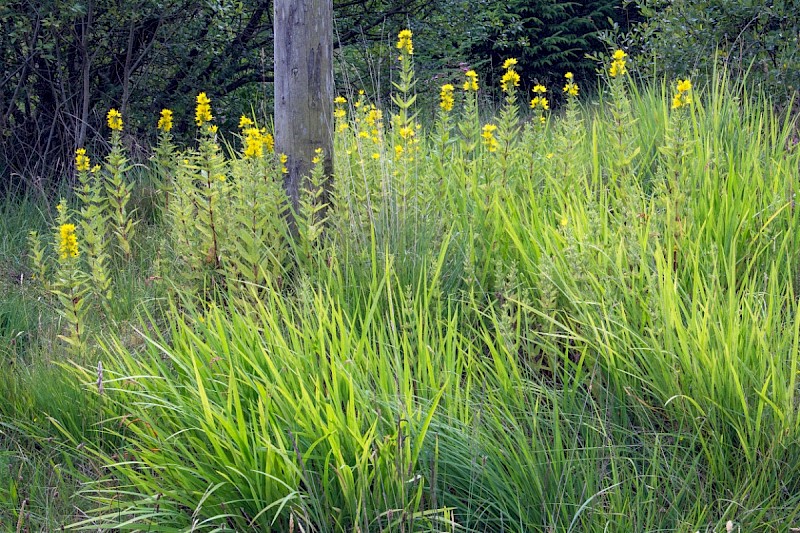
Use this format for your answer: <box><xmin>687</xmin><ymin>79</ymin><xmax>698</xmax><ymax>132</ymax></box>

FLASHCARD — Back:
<box><xmin>273</xmin><ymin>0</ymin><xmax>334</xmax><ymax>225</ymax></box>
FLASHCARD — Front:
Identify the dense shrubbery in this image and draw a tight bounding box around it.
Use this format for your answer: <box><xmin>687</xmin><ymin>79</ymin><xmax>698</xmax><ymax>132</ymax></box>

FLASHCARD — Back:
<box><xmin>462</xmin><ymin>0</ymin><xmax>639</xmax><ymax>90</ymax></box>
<box><xmin>632</xmin><ymin>0</ymin><xmax>800</xmax><ymax>103</ymax></box>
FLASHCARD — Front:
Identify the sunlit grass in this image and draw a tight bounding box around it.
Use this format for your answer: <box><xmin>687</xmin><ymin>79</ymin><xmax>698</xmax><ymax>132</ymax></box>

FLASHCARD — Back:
<box><xmin>2</xmin><ymin>39</ymin><xmax>800</xmax><ymax>531</ymax></box>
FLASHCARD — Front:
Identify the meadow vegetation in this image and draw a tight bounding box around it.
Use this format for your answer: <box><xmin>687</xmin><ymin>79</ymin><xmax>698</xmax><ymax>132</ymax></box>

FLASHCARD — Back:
<box><xmin>2</xmin><ymin>31</ymin><xmax>800</xmax><ymax>531</ymax></box>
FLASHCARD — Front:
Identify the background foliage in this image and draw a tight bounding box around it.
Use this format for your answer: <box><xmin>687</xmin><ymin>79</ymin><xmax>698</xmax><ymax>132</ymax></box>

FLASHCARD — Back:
<box><xmin>1</xmin><ymin>0</ymin><xmax>638</xmax><ymax>195</ymax></box>
<box><xmin>0</xmin><ymin>0</ymin><xmax>438</xmax><ymax>194</ymax></box>
<box><xmin>630</xmin><ymin>0</ymin><xmax>800</xmax><ymax>104</ymax></box>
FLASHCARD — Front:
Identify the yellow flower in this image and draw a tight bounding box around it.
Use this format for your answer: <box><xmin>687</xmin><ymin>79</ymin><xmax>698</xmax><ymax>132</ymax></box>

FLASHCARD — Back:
<box><xmin>334</xmin><ymin>95</ymin><xmax>347</xmax><ymax>104</ymax></box>
<box><xmin>532</xmin><ymin>84</ymin><xmax>547</xmax><ymax>94</ymax></box>
<box><xmin>157</xmin><ymin>109</ymin><xmax>173</xmax><ymax>132</ymax></box>
<box><xmin>279</xmin><ymin>153</ymin><xmax>289</xmax><ymax>173</ymax></box>
<box><xmin>439</xmin><ymin>84</ymin><xmax>455</xmax><ymax>112</ymax></box>
<box><xmin>671</xmin><ymin>78</ymin><xmax>693</xmax><ymax>109</ymax></box>
<box><xmin>366</xmin><ymin>107</ymin><xmax>383</xmax><ymax>126</ymax></box>
<box><xmin>502</xmin><ymin>58</ymin><xmax>518</xmax><ymax>70</ymax></box>
<box><xmin>243</xmin><ymin>127</ymin><xmax>264</xmax><ymax>158</ymax></box>
<box><xmin>371</xmin><ymin>152</ymin><xmax>380</xmax><ymax>160</ymax></box>
<box><xmin>609</xmin><ymin>50</ymin><xmax>628</xmax><ymax>78</ymax></box>
<box><xmin>530</xmin><ymin>96</ymin><xmax>549</xmax><ymax>111</ymax></box>
<box><xmin>500</xmin><ymin>69</ymin><xmax>521</xmax><ymax>93</ymax></box>
<box><xmin>107</xmin><ymin>109</ymin><xmax>123</xmax><ymax>131</ymax></box>
<box><xmin>563</xmin><ymin>73</ymin><xmax>579</xmax><ymax>97</ymax></box>
<box><xmin>334</xmin><ymin>107</ymin><xmax>346</xmax><ymax>119</ymax></box>
<box><xmin>312</xmin><ymin>148</ymin><xmax>323</xmax><ymax>165</ymax></box>
<box><xmin>75</xmin><ymin>148</ymin><xmax>90</xmax><ymax>172</ymax></box>
<box><xmin>239</xmin><ymin>115</ymin><xmax>254</xmax><ymax>129</ymax></box>
<box><xmin>263</xmin><ymin>132</ymin><xmax>274</xmax><ymax>153</ymax></box>
<box><xmin>195</xmin><ymin>92</ymin><xmax>213</xmax><ymax>126</ymax></box>
<box><xmin>396</xmin><ymin>29</ymin><xmax>413</xmax><ymax>56</ymax></box>
<box><xmin>463</xmin><ymin>70</ymin><xmax>479</xmax><ymax>92</ymax></box>
<box><xmin>481</xmin><ymin>124</ymin><xmax>498</xmax><ymax>152</ymax></box>
<box><xmin>399</xmin><ymin>126</ymin><xmax>414</xmax><ymax>140</ymax></box>
<box><xmin>207</xmin><ymin>124</ymin><xmax>218</xmax><ymax>134</ymax></box>
<box><xmin>563</xmin><ymin>82</ymin><xmax>579</xmax><ymax>97</ymax></box>
<box><xmin>90</xmin><ymin>164</ymin><xmax>101</xmax><ymax>174</ymax></box>
<box><xmin>394</xmin><ymin>144</ymin><xmax>404</xmax><ymax>157</ymax></box>
<box><xmin>58</xmin><ymin>223</ymin><xmax>79</xmax><ymax>259</ymax></box>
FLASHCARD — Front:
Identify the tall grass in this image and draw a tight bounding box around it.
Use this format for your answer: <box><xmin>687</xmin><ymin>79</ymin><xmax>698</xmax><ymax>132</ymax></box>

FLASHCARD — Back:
<box><xmin>50</xmin><ymin>71</ymin><xmax>800</xmax><ymax>531</ymax></box>
<box><xmin>3</xmin><ymin>57</ymin><xmax>800</xmax><ymax>530</ymax></box>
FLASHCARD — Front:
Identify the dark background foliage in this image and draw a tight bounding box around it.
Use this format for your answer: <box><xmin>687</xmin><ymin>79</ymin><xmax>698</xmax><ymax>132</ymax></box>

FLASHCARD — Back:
<box><xmin>10</xmin><ymin>0</ymin><xmax>790</xmax><ymax>196</ymax></box>
<box><xmin>628</xmin><ymin>0</ymin><xmax>800</xmax><ymax>103</ymax></box>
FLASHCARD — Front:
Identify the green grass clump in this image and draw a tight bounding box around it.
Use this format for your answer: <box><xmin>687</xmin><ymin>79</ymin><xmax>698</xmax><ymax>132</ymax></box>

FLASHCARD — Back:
<box><xmin>3</xmin><ymin>35</ymin><xmax>800</xmax><ymax>531</ymax></box>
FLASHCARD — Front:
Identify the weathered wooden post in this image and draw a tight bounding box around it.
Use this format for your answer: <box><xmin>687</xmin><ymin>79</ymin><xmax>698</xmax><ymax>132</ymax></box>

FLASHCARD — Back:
<box><xmin>273</xmin><ymin>0</ymin><xmax>334</xmax><ymax>226</ymax></box>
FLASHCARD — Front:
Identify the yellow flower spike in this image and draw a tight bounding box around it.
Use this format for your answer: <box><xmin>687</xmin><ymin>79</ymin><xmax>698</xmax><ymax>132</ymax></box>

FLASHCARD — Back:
<box><xmin>264</xmin><ymin>132</ymin><xmax>275</xmax><ymax>153</ymax></box>
<box><xmin>398</xmin><ymin>126</ymin><xmax>414</xmax><ymax>140</ymax></box>
<box><xmin>439</xmin><ymin>84</ymin><xmax>455</xmax><ymax>111</ymax></box>
<box><xmin>243</xmin><ymin>127</ymin><xmax>264</xmax><ymax>158</ymax></box>
<box><xmin>672</xmin><ymin>78</ymin><xmax>693</xmax><ymax>109</ymax></box>
<box><xmin>107</xmin><ymin>109</ymin><xmax>123</xmax><ymax>131</ymax></box>
<box><xmin>75</xmin><ymin>148</ymin><xmax>90</xmax><ymax>172</ymax></box>
<box><xmin>366</xmin><ymin>108</ymin><xmax>383</xmax><ymax>126</ymax></box>
<box><xmin>481</xmin><ymin>124</ymin><xmax>499</xmax><ymax>152</ymax></box>
<box><xmin>532</xmin><ymin>84</ymin><xmax>547</xmax><ymax>94</ymax></box>
<box><xmin>563</xmin><ymin>72</ymin><xmax>579</xmax><ymax>96</ymax></box>
<box><xmin>157</xmin><ymin>109</ymin><xmax>173</xmax><ymax>132</ymax></box>
<box><xmin>609</xmin><ymin>50</ymin><xmax>628</xmax><ymax>78</ymax></box>
<box><xmin>530</xmin><ymin>94</ymin><xmax>549</xmax><ymax>111</ymax></box>
<box><xmin>312</xmin><ymin>148</ymin><xmax>323</xmax><ymax>165</ymax></box>
<box><xmin>396</xmin><ymin>29</ymin><xmax>413</xmax><ymax>56</ymax></box>
<box><xmin>90</xmin><ymin>164</ymin><xmax>101</xmax><ymax>174</ymax></box>
<box><xmin>58</xmin><ymin>223</ymin><xmax>79</xmax><ymax>259</ymax></box>
<box><xmin>500</xmin><ymin>69</ymin><xmax>521</xmax><ymax>93</ymax></box>
<box><xmin>334</xmin><ymin>95</ymin><xmax>347</xmax><ymax>104</ymax></box>
<box><xmin>239</xmin><ymin>115</ymin><xmax>254</xmax><ymax>129</ymax></box>
<box><xmin>502</xmin><ymin>58</ymin><xmax>518</xmax><ymax>70</ymax></box>
<box><xmin>195</xmin><ymin>92</ymin><xmax>213</xmax><ymax>127</ymax></box>
<box><xmin>463</xmin><ymin>70</ymin><xmax>479</xmax><ymax>92</ymax></box>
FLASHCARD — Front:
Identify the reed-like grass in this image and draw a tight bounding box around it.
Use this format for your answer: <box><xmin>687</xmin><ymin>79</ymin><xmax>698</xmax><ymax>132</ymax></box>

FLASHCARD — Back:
<box><xmin>3</xmin><ymin>64</ymin><xmax>800</xmax><ymax>531</ymax></box>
